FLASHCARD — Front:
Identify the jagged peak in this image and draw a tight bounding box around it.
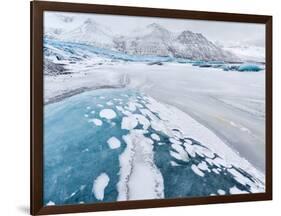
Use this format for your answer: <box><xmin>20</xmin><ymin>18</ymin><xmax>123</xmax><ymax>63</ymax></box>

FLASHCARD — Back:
<box><xmin>84</xmin><ymin>18</ymin><xmax>97</xmax><ymax>25</ymax></box>
<box><xmin>180</xmin><ymin>30</ymin><xmax>194</xmax><ymax>34</ymax></box>
<box><xmin>147</xmin><ymin>22</ymin><xmax>165</xmax><ymax>29</ymax></box>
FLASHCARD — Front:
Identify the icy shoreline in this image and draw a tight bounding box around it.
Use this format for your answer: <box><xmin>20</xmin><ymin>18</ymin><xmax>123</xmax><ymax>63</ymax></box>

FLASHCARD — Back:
<box><xmin>44</xmin><ymin>60</ymin><xmax>265</xmax><ymax>172</ymax></box>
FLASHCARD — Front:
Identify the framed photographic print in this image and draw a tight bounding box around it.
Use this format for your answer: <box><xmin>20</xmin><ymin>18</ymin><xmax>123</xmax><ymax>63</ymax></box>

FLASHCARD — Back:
<box><xmin>31</xmin><ymin>1</ymin><xmax>272</xmax><ymax>215</ymax></box>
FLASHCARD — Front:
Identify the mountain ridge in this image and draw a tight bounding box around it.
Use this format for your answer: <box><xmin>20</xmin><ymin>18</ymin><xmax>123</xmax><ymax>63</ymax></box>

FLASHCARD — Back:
<box><xmin>45</xmin><ymin>19</ymin><xmax>239</xmax><ymax>61</ymax></box>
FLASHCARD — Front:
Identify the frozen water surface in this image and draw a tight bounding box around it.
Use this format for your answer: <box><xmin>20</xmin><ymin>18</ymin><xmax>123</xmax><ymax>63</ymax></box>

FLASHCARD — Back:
<box><xmin>44</xmin><ymin>39</ymin><xmax>266</xmax><ymax>206</ymax></box>
<box><xmin>44</xmin><ymin>88</ymin><xmax>264</xmax><ymax>205</ymax></box>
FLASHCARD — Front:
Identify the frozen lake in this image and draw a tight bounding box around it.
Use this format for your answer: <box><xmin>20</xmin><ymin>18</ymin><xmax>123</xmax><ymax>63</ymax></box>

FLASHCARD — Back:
<box><xmin>44</xmin><ymin>88</ymin><xmax>264</xmax><ymax>205</ymax></box>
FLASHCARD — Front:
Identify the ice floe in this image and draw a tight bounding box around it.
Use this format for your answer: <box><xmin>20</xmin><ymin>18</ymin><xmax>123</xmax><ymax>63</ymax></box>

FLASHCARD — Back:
<box><xmin>106</xmin><ymin>101</ymin><xmax>114</xmax><ymax>106</ymax></box>
<box><xmin>46</xmin><ymin>201</ymin><xmax>55</xmax><ymax>206</ymax></box>
<box><xmin>99</xmin><ymin>109</ymin><xmax>116</xmax><ymax>120</ymax></box>
<box><xmin>191</xmin><ymin>164</ymin><xmax>205</xmax><ymax>177</ymax></box>
<box><xmin>170</xmin><ymin>144</ymin><xmax>189</xmax><ymax>162</ymax></box>
<box><xmin>183</xmin><ymin>143</ymin><xmax>196</xmax><ymax>158</ymax></box>
<box><xmin>88</xmin><ymin>118</ymin><xmax>103</xmax><ymax>126</ymax></box>
<box><xmin>169</xmin><ymin>138</ymin><xmax>182</xmax><ymax>145</ymax></box>
<box><xmin>217</xmin><ymin>189</ymin><xmax>226</xmax><ymax>195</ymax></box>
<box><xmin>125</xmin><ymin>102</ymin><xmax>137</xmax><ymax>112</ymax></box>
<box><xmin>151</xmin><ymin>133</ymin><xmax>160</xmax><ymax>141</ymax></box>
<box><xmin>107</xmin><ymin>137</ymin><xmax>121</xmax><ymax>149</ymax></box>
<box><xmin>121</xmin><ymin>116</ymin><xmax>138</xmax><ymax>130</ymax></box>
<box><xmin>134</xmin><ymin>114</ymin><xmax>150</xmax><ymax>130</ymax></box>
<box><xmin>92</xmin><ymin>173</ymin><xmax>110</xmax><ymax>201</ymax></box>
<box><xmin>229</xmin><ymin>186</ymin><xmax>248</xmax><ymax>194</ymax></box>
<box><xmin>197</xmin><ymin>161</ymin><xmax>210</xmax><ymax>172</ymax></box>
<box><xmin>170</xmin><ymin>161</ymin><xmax>181</xmax><ymax>166</ymax></box>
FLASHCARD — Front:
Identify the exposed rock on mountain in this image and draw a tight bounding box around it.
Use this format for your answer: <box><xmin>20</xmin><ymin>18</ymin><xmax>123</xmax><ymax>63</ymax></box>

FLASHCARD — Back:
<box><xmin>46</xmin><ymin>20</ymin><xmax>239</xmax><ymax>61</ymax></box>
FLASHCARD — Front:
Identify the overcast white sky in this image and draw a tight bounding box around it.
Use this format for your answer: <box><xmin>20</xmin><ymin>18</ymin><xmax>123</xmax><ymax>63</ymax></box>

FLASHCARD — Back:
<box><xmin>44</xmin><ymin>11</ymin><xmax>265</xmax><ymax>46</ymax></box>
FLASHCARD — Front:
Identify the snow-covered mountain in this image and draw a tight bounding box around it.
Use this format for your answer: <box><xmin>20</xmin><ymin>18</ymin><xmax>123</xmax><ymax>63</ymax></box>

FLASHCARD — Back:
<box><xmin>46</xmin><ymin>20</ymin><xmax>239</xmax><ymax>61</ymax></box>
<box><xmin>215</xmin><ymin>41</ymin><xmax>265</xmax><ymax>63</ymax></box>
<box><xmin>57</xmin><ymin>18</ymin><xmax>114</xmax><ymax>49</ymax></box>
<box><xmin>114</xmin><ymin>23</ymin><xmax>238</xmax><ymax>61</ymax></box>
<box><xmin>44</xmin><ymin>27</ymin><xmax>65</xmax><ymax>39</ymax></box>
<box><xmin>115</xmin><ymin>23</ymin><xmax>174</xmax><ymax>57</ymax></box>
<box><xmin>173</xmin><ymin>31</ymin><xmax>237</xmax><ymax>61</ymax></box>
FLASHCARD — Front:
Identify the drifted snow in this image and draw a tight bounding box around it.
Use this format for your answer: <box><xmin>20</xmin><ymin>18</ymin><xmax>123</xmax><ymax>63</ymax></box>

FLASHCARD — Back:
<box><xmin>92</xmin><ymin>173</ymin><xmax>110</xmax><ymax>200</ymax></box>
